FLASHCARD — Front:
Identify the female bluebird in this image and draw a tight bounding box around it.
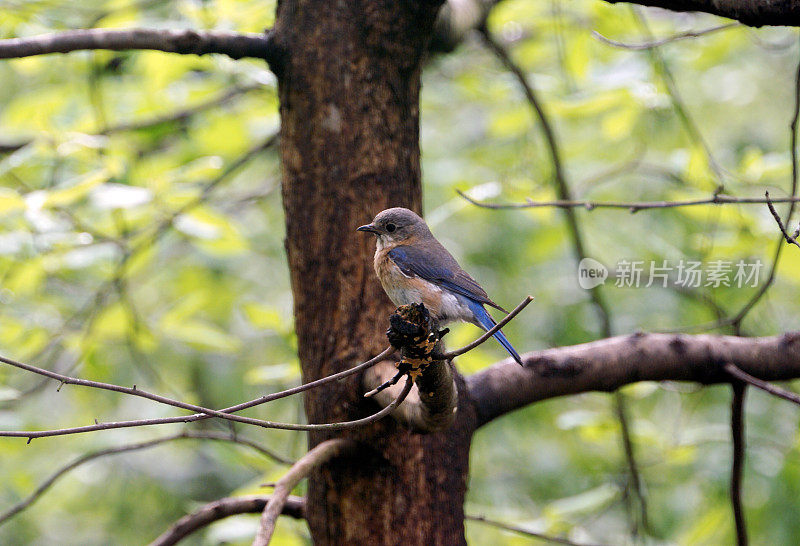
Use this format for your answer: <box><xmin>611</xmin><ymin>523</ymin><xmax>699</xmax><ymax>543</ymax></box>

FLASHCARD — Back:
<box><xmin>358</xmin><ymin>207</ymin><xmax>523</xmax><ymax>365</ymax></box>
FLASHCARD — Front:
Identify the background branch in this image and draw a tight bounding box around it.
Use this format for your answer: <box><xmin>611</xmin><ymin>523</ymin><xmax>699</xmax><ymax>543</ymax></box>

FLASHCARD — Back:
<box><xmin>730</xmin><ymin>382</ymin><xmax>748</xmax><ymax>546</ymax></box>
<box><xmin>0</xmin><ymin>431</ymin><xmax>291</xmax><ymax>526</ymax></box>
<box><xmin>151</xmin><ymin>495</ymin><xmax>304</xmax><ymax>546</ymax></box>
<box><xmin>0</xmin><ymin>28</ymin><xmax>274</xmax><ymax>61</ymax></box>
<box><xmin>592</xmin><ymin>23</ymin><xmax>739</xmax><ymax>50</ymax></box>
<box><xmin>459</xmin><ymin>190</ymin><xmax>800</xmax><ymax>212</ymax></box>
<box><xmin>0</xmin><ymin>347</ymin><xmax>395</xmax><ymax>439</ymax></box>
<box><xmin>466</xmin><ymin>514</ymin><xmax>604</xmax><ymax>546</ymax></box>
<box><xmin>601</xmin><ymin>0</ymin><xmax>800</xmax><ymax>27</ymax></box>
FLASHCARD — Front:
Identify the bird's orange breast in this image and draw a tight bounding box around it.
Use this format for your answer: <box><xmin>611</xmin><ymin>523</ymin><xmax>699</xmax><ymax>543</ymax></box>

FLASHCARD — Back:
<box><xmin>374</xmin><ymin>246</ymin><xmax>444</xmax><ymax>314</ymax></box>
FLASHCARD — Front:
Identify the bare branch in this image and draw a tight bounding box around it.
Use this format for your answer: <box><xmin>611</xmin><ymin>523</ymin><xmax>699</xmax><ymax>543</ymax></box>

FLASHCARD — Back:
<box><xmin>0</xmin><ymin>347</ymin><xmax>396</xmax><ymax>439</ymax></box>
<box><xmin>765</xmin><ymin>191</ymin><xmax>800</xmax><ymax>250</ymax></box>
<box><xmin>592</xmin><ymin>23</ymin><xmax>739</xmax><ymax>51</ymax></box>
<box><xmin>466</xmin><ymin>514</ymin><xmax>605</xmax><ymax>546</ymax></box>
<box><xmin>458</xmin><ymin>190</ymin><xmax>800</xmax><ymax>213</ymax></box>
<box><xmin>253</xmin><ymin>439</ymin><xmax>356</xmax><ymax>546</ymax></box>
<box><xmin>441</xmin><ymin>296</ymin><xmax>533</xmax><ymax>359</ymax></box>
<box><xmin>724</xmin><ymin>363</ymin><xmax>800</xmax><ymax>406</ymax></box>
<box><xmin>0</xmin><ymin>28</ymin><xmax>274</xmax><ymax>61</ymax></box>
<box><xmin>151</xmin><ymin>495</ymin><xmax>304</xmax><ymax>546</ymax></box>
<box><xmin>613</xmin><ymin>390</ymin><xmax>649</xmax><ymax>535</ymax></box>
<box><xmin>599</xmin><ymin>0</ymin><xmax>800</xmax><ymax>28</ymax></box>
<box><xmin>468</xmin><ymin>332</ymin><xmax>800</xmax><ymax>427</ymax></box>
<box><xmin>730</xmin><ymin>383</ymin><xmax>748</xmax><ymax>546</ymax></box>
<box><xmin>0</xmin><ymin>431</ymin><xmax>291</xmax><ymax>526</ymax></box>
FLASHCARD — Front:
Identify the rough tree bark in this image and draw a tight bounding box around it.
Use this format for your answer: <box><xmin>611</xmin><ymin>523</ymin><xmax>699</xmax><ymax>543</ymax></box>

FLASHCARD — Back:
<box><xmin>272</xmin><ymin>1</ymin><xmax>475</xmax><ymax>544</ymax></box>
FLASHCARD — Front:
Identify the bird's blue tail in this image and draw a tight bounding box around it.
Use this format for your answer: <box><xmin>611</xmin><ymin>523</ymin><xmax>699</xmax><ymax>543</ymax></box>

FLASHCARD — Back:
<box><xmin>465</xmin><ymin>299</ymin><xmax>523</xmax><ymax>366</ymax></box>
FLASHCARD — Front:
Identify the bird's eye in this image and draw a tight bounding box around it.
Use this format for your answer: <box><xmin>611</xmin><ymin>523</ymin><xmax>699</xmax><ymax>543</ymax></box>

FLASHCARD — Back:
<box><xmin>385</xmin><ymin>223</ymin><xmax>396</xmax><ymax>233</ymax></box>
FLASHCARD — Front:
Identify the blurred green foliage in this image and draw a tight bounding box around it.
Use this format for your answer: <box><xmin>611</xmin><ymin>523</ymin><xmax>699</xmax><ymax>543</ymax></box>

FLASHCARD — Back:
<box><xmin>0</xmin><ymin>0</ymin><xmax>799</xmax><ymax>544</ymax></box>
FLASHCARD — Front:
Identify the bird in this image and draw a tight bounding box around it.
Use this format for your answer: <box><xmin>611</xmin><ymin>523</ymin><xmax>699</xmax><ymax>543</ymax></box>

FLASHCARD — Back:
<box><xmin>357</xmin><ymin>207</ymin><xmax>523</xmax><ymax>365</ymax></box>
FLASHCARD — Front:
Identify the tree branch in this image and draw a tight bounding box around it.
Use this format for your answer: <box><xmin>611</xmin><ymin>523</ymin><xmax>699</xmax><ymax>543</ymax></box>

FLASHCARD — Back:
<box><xmin>724</xmin><ymin>363</ymin><xmax>800</xmax><ymax>405</ymax></box>
<box><xmin>150</xmin><ymin>495</ymin><xmax>304</xmax><ymax>546</ymax></box>
<box><xmin>730</xmin><ymin>382</ymin><xmax>748</xmax><ymax>546</ymax></box>
<box><xmin>468</xmin><ymin>332</ymin><xmax>800</xmax><ymax>427</ymax></box>
<box><xmin>601</xmin><ymin>0</ymin><xmax>800</xmax><ymax>28</ymax></box>
<box><xmin>466</xmin><ymin>514</ymin><xmax>604</xmax><ymax>546</ymax></box>
<box><xmin>592</xmin><ymin>23</ymin><xmax>739</xmax><ymax>50</ymax></box>
<box><xmin>441</xmin><ymin>296</ymin><xmax>533</xmax><ymax>360</ymax></box>
<box><xmin>253</xmin><ymin>439</ymin><xmax>355</xmax><ymax>546</ymax></box>
<box><xmin>0</xmin><ymin>28</ymin><xmax>275</xmax><ymax>61</ymax></box>
<box><xmin>458</xmin><ymin>190</ymin><xmax>800</xmax><ymax>212</ymax></box>
<box><xmin>0</xmin><ymin>431</ymin><xmax>291</xmax><ymax>526</ymax></box>
<box><xmin>0</xmin><ymin>347</ymin><xmax>395</xmax><ymax>439</ymax></box>
<box><xmin>766</xmin><ymin>191</ymin><xmax>800</xmax><ymax>250</ymax></box>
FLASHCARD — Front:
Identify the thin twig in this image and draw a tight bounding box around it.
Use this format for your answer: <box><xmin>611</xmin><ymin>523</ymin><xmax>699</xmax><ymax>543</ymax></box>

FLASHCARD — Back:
<box><xmin>0</xmin><ymin>347</ymin><xmax>395</xmax><ymax>439</ymax></box>
<box><xmin>442</xmin><ymin>296</ymin><xmax>533</xmax><ymax>359</ymax></box>
<box><xmin>466</xmin><ymin>514</ymin><xmax>605</xmax><ymax>546</ymax></box>
<box><xmin>0</xmin><ymin>431</ymin><xmax>291</xmax><ymax>526</ymax></box>
<box><xmin>613</xmin><ymin>390</ymin><xmax>649</xmax><ymax>535</ymax></box>
<box><xmin>150</xmin><ymin>495</ymin><xmax>304</xmax><ymax>546</ymax></box>
<box><xmin>458</xmin><ymin>190</ymin><xmax>800</xmax><ymax>212</ymax></box>
<box><xmin>730</xmin><ymin>382</ymin><xmax>748</xmax><ymax>546</ymax></box>
<box><xmin>253</xmin><ymin>439</ymin><xmax>357</xmax><ymax>546</ymax></box>
<box><xmin>765</xmin><ymin>191</ymin><xmax>800</xmax><ymax>249</ymax></box>
<box><xmin>592</xmin><ymin>23</ymin><xmax>739</xmax><ymax>51</ymax></box>
<box><xmin>724</xmin><ymin>363</ymin><xmax>800</xmax><ymax>406</ymax></box>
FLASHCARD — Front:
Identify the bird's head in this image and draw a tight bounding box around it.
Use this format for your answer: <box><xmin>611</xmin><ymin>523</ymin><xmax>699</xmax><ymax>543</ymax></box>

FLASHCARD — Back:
<box><xmin>357</xmin><ymin>207</ymin><xmax>428</xmax><ymax>245</ymax></box>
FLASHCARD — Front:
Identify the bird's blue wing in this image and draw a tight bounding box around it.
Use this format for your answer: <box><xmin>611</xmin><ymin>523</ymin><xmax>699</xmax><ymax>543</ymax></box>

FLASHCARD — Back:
<box><xmin>387</xmin><ymin>245</ymin><xmax>504</xmax><ymax>311</ymax></box>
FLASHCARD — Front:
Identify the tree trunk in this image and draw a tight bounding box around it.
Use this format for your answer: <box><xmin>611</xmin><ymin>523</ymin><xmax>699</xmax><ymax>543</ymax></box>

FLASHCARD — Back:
<box><xmin>273</xmin><ymin>1</ymin><xmax>476</xmax><ymax>543</ymax></box>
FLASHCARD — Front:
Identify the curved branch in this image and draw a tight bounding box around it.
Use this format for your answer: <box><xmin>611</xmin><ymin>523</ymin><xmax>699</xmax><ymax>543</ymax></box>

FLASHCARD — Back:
<box><xmin>468</xmin><ymin>332</ymin><xmax>800</xmax><ymax>427</ymax></box>
<box><xmin>151</xmin><ymin>495</ymin><xmax>304</xmax><ymax>546</ymax></box>
<box><xmin>0</xmin><ymin>28</ymin><xmax>274</xmax><ymax>61</ymax></box>
<box><xmin>253</xmin><ymin>439</ymin><xmax>355</xmax><ymax>546</ymax></box>
<box><xmin>0</xmin><ymin>431</ymin><xmax>291</xmax><ymax>526</ymax></box>
<box><xmin>592</xmin><ymin>23</ymin><xmax>739</xmax><ymax>50</ymax></box>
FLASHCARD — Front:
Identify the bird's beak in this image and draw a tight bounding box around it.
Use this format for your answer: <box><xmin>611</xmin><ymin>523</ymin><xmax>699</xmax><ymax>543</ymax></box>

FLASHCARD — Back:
<box><xmin>357</xmin><ymin>224</ymin><xmax>379</xmax><ymax>234</ymax></box>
